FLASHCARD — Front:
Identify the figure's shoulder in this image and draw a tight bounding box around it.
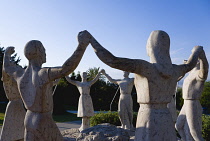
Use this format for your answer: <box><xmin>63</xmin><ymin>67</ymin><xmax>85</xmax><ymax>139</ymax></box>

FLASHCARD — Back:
<box><xmin>38</xmin><ymin>67</ymin><xmax>51</xmax><ymax>77</ymax></box>
<box><xmin>172</xmin><ymin>64</ymin><xmax>186</xmax><ymax>71</ymax></box>
<box><xmin>40</xmin><ymin>67</ymin><xmax>50</xmax><ymax>72</ymax></box>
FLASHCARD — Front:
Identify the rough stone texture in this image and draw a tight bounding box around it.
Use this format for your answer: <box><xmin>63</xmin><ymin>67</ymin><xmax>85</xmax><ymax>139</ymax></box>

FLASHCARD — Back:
<box><xmin>87</xmin><ymin>30</ymin><xmax>204</xmax><ymax>141</ymax></box>
<box><xmin>102</xmin><ymin>70</ymin><xmax>134</xmax><ymax>130</ymax></box>
<box><xmin>62</xmin><ymin>123</ymin><xmax>130</xmax><ymax>141</ymax></box>
<box><xmin>62</xmin><ymin>128</ymin><xmax>80</xmax><ymax>141</ymax></box>
<box><xmin>176</xmin><ymin>51</ymin><xmax>208</xmax><ymax>141</ymax></box>
<box><xmin>167</xmin><ymin>94</ymin><xmax>177</xmax><ymax>123</ymax></box>
<box><xmin>65</xmin><ymin>70</ymin><xmax>102</xmax><ymax>131</ymax></box>
<box><xmin>0</xmin><ymin>60</ymin><xmax>26</xmax><ymax>140</ymax></box>
<box><xmin>3</xmin><ymin>30</ymin><xmax>91</xmax><ymax>140</ymax></box>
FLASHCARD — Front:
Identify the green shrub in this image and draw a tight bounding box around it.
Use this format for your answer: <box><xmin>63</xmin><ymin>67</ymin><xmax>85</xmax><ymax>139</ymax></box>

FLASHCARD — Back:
<box><xmin>90</xmin><ymin>111</ymin><xmax>137</xmax><ymax>127</ymax></box>
<box><xmin>202</xmin><ymin>114</ymin><xmax>210</xmax><ymax>140</ymax></box>
<box><xmin>90</xmin><ymin>111</ymin><xmax>120</xmax><ymax>126</ymax></box>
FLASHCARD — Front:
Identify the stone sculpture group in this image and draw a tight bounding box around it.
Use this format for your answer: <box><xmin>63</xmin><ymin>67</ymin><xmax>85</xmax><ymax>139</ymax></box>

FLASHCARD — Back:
<box><xmin>0</xmin><ymin>30</ymin><xmax>208</xmax><ymax>141</ymax></box>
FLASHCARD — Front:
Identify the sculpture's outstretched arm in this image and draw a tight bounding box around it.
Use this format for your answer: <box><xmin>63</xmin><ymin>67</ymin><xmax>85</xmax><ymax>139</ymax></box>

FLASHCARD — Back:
<box><xmin>89</xmin><ymin>32</ymin><xmax>151</xmax><ymax>76</ymax></box>
<box><xmin>89</xmin><ymin>70</ymin><xmax>102</xmax><ymax>85</ymax></box>
<box><xmin>65</xmin><ymin>76</ymin><xmax>79</xmax><ymax>86</ymax></box>
<box><xmin>178</xmin><ymin>46</ymin><xmax>204</xmax><ymax>76</ymax></box>
<box><xmin>3</xmin><ymin>47</ymin><xmax>24</xmax><ymax>80</ymax></box>
<box><xmin>49</xmin><ymin>31</ymin><xmax>91</xmax><ymax>81</ymax></box>
<box><xmin>198</xmin><ymin>50</ymin><xmax>209</xmax><ymax>80</ymax></box>
<box><xmin>101</xmin><ymin>70</ymin><xmax>118</xmax><ymax>84</ymax></box>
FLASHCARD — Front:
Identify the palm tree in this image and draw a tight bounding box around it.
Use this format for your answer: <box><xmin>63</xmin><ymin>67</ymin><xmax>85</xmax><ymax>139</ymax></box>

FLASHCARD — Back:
<box><xmin>86</xmin><ymin>67</ymin><xmax>105</xmax><ymax>81</ymax></box>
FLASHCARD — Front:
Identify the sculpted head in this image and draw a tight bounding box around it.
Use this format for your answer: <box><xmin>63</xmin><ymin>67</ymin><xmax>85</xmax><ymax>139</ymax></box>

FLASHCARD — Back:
<box><xmin>24</xmin><ymin>40</ymin><xmax>46</xmax><ymax>64</ymax></box>
<box><xmin>81</xmin><ymin>72</ymin><xmax>88</xmax><ymax>80</ymax></box>
<box><xmin>146</xmin><ymin>30</ymin><xmax>171</xmax><ymax>64</ymax></box>
<box><xmin>123</xmin><ymin>71</ymin><xmax>130</xmax><ymax>78</ymax></box>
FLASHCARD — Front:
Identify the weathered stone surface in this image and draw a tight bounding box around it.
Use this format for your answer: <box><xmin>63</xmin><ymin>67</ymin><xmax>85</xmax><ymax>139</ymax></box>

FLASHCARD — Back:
<box><xmin>65</xmin><ymin>70</ymin><xmax>103</xmax><ymax>132</ymax></box>
<box><xmin>167</xmin><ymin>95</ymin><xmax>177</xmax><ymax>123</ymax></box>
<box><xmin>102</xmin><ymin>70</ymin><xmax>134</xmax><ymax>130</ymax></box>
<box><xmin>3</xmin><ymin>30</ymin><xmax>91</xmax><ymax>140</ymax></box>
<box><xmin>62</xmin><ymin>123</ymin><xmax>130</xmax><ymax>141</ymax></box>
<box><xmin>176</xmin><ymin>51</ymin><xmax>208</xmax><ymax>141</ymax></box>
<box><xmin>62</xmin><ymin>128</ymin><xmax>80</xmax><ymax>141</ymax></box>
<box><xmin>0</xmin><ymin>57</ymin><xmax>26</xmax><ymax>140</ymax></box>
<box><xmin>86</xmin><ymin>30</ymin><xmax>204</xmax><ymax>141</ymax></box>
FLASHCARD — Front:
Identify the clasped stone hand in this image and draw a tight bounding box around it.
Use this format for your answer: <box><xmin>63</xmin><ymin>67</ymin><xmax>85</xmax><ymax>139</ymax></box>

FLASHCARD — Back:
<box><xmin>78</xmin><ymin>30</ymin><xmax>92</xmax><ymax>47</ymax></box>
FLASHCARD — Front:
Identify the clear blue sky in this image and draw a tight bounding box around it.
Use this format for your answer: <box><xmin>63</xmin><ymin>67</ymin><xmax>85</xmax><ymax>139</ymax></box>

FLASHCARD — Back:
<box><xmin>0</xmin><ymin>0</ymin><xmax>209</xmax><ymax>80</ymax></box>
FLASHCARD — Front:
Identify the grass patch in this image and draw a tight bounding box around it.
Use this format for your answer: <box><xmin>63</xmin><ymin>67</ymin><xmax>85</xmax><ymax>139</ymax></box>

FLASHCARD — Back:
<box><xmin>0</xmin><ymin>112</ymin><xmax>80</xmax><ymax>126</ymax></box>
<box><xmin>53</xmin><ymin>112</ymin><xmax>81</xmax><ymax>122</ymax></box>
<box><xmin>0</xmin><ymin>113</ymin><xmax>5</xmax><ymax>126</ymax></box>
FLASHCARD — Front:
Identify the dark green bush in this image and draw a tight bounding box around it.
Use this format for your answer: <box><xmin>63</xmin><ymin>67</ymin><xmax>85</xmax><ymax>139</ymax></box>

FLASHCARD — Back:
<box><xmin>90</xmin><ymin>111</ymin><xmax>137</xmax><ymax>127</ymax></box>
<box><xmin>90</xmin><ymin>111</ymin><xmax>120</xmax><ymax>126</ymax></box>
<box><xmin>202</xmin><ymin>114</ymin><xmax>210</xmax><ymax>140</ymax></box>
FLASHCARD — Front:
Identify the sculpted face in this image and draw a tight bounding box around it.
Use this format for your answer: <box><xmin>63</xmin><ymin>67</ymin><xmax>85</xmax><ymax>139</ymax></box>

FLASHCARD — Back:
<box><xmin>24</xmin><ymin>40</ymin><xmax>46</xmax><ymax>64</ymax></box>
<box><xmin>81</xmin><ymin>72</ymin><xmax>87</xmax><ymax>80</ymax></box>
<box><xmin>123</xmin><ymin>71</ymin><xmax>129</xmax><ymax>78</ymax></box>
<box><xmin>40</xmin><ymin>47</ymin><xmax>46</xmax><ymax>63</ymax></box>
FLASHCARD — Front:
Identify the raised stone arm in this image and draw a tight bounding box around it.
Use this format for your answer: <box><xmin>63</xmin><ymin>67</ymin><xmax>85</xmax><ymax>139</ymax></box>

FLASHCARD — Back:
<box><xmin>101</xmin><ymin>70</ymin><xmax>118</xmax><ymax>84</ymax></box>
<box><xmin>88</xmin><ymin>31</ymin><xmax>152</xmax><ymax>76</ymax></box>
<box><xmin>49</xmin><ymin>30</ymin><xmax>91</xmax><ymax>81</ymax></box>
<box><xmin>3</xmin><ymin>47</ymin><xmax>24</xmax><ymax>80</ymax></box>
<box><xmin>89</xmin><ymin>69</ymin><xmax>103</xmax><ymax>85</ymax></box>
<box><xmin>198</xmin><ymin>50</ymin><xmax>209</xmax><ymax>80</ymax></box>
<box><xmin>65</xmin><ymin>76</ymin><xmax>79</xmax><ymax>86</ymax></box>
<box><xmin>180</xmin><ymin>46</ymin><xmax>204</xmax><ymax>74</ymax></box>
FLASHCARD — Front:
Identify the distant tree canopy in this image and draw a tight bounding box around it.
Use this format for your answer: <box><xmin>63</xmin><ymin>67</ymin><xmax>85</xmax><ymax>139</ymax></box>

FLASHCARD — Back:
<box><xmin>86</xmin><ymin>67</ymin><xmax>105</xmax><ymax>81</ymax></box>
<box><xmin>200</xmin><ymin>81</ymin><xmax>210</xmax><ymax>111</ymax></box>
<box><xmin>0</xmin><ymin>46</ymin><xmax>21</xmax><ymax>101</ymax></box>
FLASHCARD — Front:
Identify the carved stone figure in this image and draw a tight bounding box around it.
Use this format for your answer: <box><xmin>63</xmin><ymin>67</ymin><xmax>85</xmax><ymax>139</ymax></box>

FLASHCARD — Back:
<box><xmin>65</xmin><ymin>70</ymin><xmax>103</xmax><ymax>131</ymax></box>
<box><xmin>84</xmin><ymin>30</ymin><xmax>203</xmax><ymax>141</ymax></box>
<box><xmin>167</xmin><ymin>95</ymin><xmax>177</xmax><ymax>123</ymax></box>
<box><xmin>176</xmin><ymin>51</ymin><xmax>208</xmax><ymax>141</ymax></box>
<box><xmin>102</xmin><ymin>70</ymin><xmax>134</xmax><ymax>130</ymax></box>
<box><xmin>0</xmin><ymin>62</ymin><xmax>26</xmax><ymax>141</ymax></box>
<box><xmin>3</xmin><ymin>31</ymin><xmax>91</xmax><ymax>140</ymax></box>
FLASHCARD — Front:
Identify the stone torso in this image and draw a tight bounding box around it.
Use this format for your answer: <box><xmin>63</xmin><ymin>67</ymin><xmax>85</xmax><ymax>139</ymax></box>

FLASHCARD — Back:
<box><xmin>135</xmin><ymin>64</ymin><xmax>183</xmax><ymax>104</ymax></box>
<box><xmin>118</xmin><ymin>78</ymin><xmax>134</xmax><ymax>95</ymax></box>
<box><xmin>17</xmin><ymin>66</ymin><xmax>53</xmax><ymax>113</ymax></box>
<box><xmin>182</xmin><ymin>69</ymin><xmax>204</xmax><ymax>100</ymax></box>
<box><xmin>77</xmin><ymin>82</ymin><xmax>91</xmax><ymax>95</ymax></box>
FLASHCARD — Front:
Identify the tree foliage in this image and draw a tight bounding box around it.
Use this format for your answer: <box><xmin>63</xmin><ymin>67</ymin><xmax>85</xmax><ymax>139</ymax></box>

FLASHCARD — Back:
<box><xmin>86</xmin><ymin>67</ymin><xmax>105</xmax><ymax>81</ymax></box>
<box><xmin>176</xmin><ymin>87</ymin><xmax>184</xmax><ymax>110</ymax></box>
<box><xmin>200</xmin><ymin>81</ymin><xmax>210</xmax><ymax>111</ymax></box>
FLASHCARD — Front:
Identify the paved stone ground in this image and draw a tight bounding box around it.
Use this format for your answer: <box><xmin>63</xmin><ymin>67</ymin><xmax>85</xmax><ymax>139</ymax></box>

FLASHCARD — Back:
<box><xmin>0</xmin><ymin>121</ymin><xmax>135</xmax><ymax>140</ymax></box>
<box><xmin>0</xmin><ymin>120</ymin><xmax>82</xmax><ymax>132</ymax></box>
<box><xmin>56</xmin><ymin>120</ymin><xmax>82</xmax><ymax>131</ymax></box>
